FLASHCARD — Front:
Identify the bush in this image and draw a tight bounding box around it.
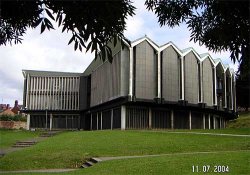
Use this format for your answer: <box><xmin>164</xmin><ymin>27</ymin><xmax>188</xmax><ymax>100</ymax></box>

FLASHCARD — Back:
<box><xmin>0</xmin><ymin>115</ymin><xmax>27</xmax><ymax>122</ymax></box>
<box><xmin>226</xmin><ymin>112</ymin><xmax>250</xmax><ymax>128</ymax></box>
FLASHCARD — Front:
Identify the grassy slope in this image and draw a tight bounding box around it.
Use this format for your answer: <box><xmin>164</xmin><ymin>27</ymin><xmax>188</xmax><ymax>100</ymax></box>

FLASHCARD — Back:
<box><xmin>70</xmin><ymin>151</ymin><xmax>250</xmax><ymax>175</ymax></box>
<box><xmin>5</xmin><ymin>151</ymin><xmax>250</xmax><ymax>175</ymax></box>
<box><xmin>227</xmin><ymin>112</ymin><xmax>250</xmax><ymax>128</ymax></box>
<box><xmin>0</xmin><ymin>130</ymin><xmax>249</xmax><ymax>171</ymax></box>
<box><xmin>0</xmin><ymin>129</ymin><xmax>40</xmax><ymax>149</ymax></box>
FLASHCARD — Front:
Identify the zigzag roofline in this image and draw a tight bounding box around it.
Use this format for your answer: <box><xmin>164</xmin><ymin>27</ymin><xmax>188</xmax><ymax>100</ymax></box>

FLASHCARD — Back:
<box><xmin>129</xmin><ymin>35</ymin><xmax>233</xmax><ymax>74</ymax></box>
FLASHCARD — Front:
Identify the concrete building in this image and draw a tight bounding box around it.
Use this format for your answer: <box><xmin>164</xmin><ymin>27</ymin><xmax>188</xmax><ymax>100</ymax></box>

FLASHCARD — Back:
<box><xmin>22</xmin><ymin>36</ymin><xmax>237</xmax><ymax>130</ymax></box>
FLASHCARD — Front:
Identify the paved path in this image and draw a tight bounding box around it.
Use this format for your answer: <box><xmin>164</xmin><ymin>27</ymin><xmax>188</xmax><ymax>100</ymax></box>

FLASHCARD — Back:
<box><xmin>0</xmin><ymin>169</ymin><xmax>76</xmax><ymax>174</ymax></box>
<box><xmin>138</xmin><ymin>130</ymin><xmax>250</xmax><ymax>137</ymax></box>
<box><xmin>98</xmin><ymin>150</ymin><xmax>250</xmax><ymax>161</ymax></box>
<box><xmin>165</xmin><ymin>131</ymin><xmax>250</xmax><ymax>137</ymax></box>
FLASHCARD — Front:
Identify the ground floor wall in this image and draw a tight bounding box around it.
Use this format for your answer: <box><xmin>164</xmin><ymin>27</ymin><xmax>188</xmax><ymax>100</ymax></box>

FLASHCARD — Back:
<box><xmin>24</xmin><ymin>104</ymin><xmax>230</xmax><ymax>130</ymax></box>
<box><xmin>28</xmin><ymin>114</ymin><xmax>80</xmax><ymax>130</ymax></box>
<box><xmin>88</xmin><ymin>105</ymin><xmax>227</xmax><ymax>130</ymax></box>
<box><xmin>89</xmin><ymin>107</ymin><xmax>121</xmax><ymax>130</ymax></box>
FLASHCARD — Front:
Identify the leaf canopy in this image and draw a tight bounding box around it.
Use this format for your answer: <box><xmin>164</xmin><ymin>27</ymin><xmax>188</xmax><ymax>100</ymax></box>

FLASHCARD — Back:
<box><xmin>0</xmin><ymin>0</ymin><xmax>135</xmax><ymax>61</ymax></box>
<box><xmin>145</xmin><ymin>0</ymin><xmax>250</xmax><ymax>64</ymax></box>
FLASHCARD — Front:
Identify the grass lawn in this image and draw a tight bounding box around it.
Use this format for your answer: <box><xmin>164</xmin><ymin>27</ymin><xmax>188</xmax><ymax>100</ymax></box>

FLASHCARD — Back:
<box><xmin>0</xmin><ymin>130</ymin><xmax>249</xmax><ymax>171</ymax></box>
<box><xmin>0</xmin><ymin>129</ymin><xmax>40</xmax><ymax>149</ymax></box>
<box><xmin>73</xmin><ymin>150</ymin><xmax>250</xmax><ymax>175</ymax></box>
<box><xmin>80</xmin><ymin>151</ymin><xmax>250</xmax><ymax>175</ymax></box>
<box><xmin>4</xmin><ymin>151</ymin><xmax>250</xmax><ymax>175</ymax></box>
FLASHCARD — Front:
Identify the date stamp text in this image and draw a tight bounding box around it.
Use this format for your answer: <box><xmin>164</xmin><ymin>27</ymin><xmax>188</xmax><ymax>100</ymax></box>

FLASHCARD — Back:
<box><xmin>192</xmin><ymin>165</ymin><xmax>229</xmax><ymax>173</ymax></box>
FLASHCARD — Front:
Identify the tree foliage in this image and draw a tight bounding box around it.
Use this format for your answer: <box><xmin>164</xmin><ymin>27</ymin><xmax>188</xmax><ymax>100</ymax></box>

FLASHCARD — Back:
<box><xmin>145</xmin><ymin>0</ymin><xmax>250</xmax><ymax>109</ymax></box>
<box><xmin>0</xmin><ymin>114</ymin><xmax>27</xmax><ymax>122</ymax></box>
<box><xmin>145</xmin><ymin>0</ymin><xmax>249</xmax><ymax>64</ymax></box>
<box><xmin>236</xmin><ymin>43</ymin><xmax>250</xmax><ymax>111</ymax></box>
<box><xmin>0</xmin><ymin>0</ymin><xmax>135</xmax><ymax>62</ymax></box>
<box><xmin>236</xmin><ymin>78</ymin><xmax>250</xmax><ymax>111</ymax></box>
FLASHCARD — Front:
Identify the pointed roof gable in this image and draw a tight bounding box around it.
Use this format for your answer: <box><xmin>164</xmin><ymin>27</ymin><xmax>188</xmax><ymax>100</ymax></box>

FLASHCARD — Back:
<box><xmin>214</xmin><ymin>58</ymin><xmax>227</xmax><ymax>72</ymax></box>
<box><xmin>159</xmin><ymin>41</ymin><xmax>183</xmax><ymax>55</ymax></box>
<box><xmin>131</xmin><ymin>35</ymin><xmax>159</xmax><ymax>51</ymax></box>
<box><xmin>181</xmin><ymin>47</ymin><xmax>202</xmax><ymax>61</ymax></box>
<box><xmin>199</xmin><ymin>53</ymin><xmax>215</xmax><ymax>66</ymax></box>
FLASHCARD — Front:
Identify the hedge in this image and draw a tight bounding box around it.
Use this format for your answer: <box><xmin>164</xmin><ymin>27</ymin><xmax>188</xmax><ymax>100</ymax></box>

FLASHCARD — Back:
<box><xmin>0</xmin><ymin>115</ymin><xmax>27</xmax><ymax>122</ymax></box>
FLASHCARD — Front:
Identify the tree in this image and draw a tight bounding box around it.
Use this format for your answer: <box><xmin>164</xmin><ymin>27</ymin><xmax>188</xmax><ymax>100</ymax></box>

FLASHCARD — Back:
<box><xmin>236</xmin><ymin>44</ymin><xmax>250</xmax><ymax>111</ymax></box>
<box><xmin>145</xmin><ymin>0</ymin><xmax>250</xmax><ymax>109</ymax></box>
<box><xmin>145</xmin><ymin>0</ymin><xmax>249</xmax><ymax>63</ymax></box>
<box><xmin>236</xmin><ymin>78</ymin><xmax>250</xmax><ymax>111</ymax></box>
<box><xmin>0</xmin><ymin>0</ymin><xmax>135</xmax><ymax>62</ymax></box>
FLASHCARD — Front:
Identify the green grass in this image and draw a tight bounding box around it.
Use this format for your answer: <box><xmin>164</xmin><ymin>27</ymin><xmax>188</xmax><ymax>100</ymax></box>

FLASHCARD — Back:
<box><xmin>227</xmin><ymin>112</ymin><xmax>250</xmax><ymax>128</ymax></box>
<box><xmin>5</xmin><ymin>151</ymin><xmax>250</xmax><ymax>175</ymax></box>
<box><xmin>153</xmin><ymin>128</ymin><xmax>250</xmax><ymax>135</ymax></box>
<box><xmin>81</xmin><ymin>151</ymin><xmax>250</xmax><ymax>175</ymax></box>
<box><xmin>0</xmin><ymin>130</ymin><xmax>249</xmax><ymax>171</ymax></box>
<box><xmin>0</xmin><ymin>129</ymin><xmax>40</xmax><ymax>149</ymax></box>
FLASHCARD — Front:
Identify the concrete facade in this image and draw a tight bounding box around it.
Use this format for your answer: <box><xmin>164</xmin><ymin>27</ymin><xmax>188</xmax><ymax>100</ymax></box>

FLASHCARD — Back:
<box><xmin>162</xmin><ymin>46</ymin><xmax>180</xmax><ymax>102</ymax></box>
<box><xmin>22</xmin><ymin>36</ymin><xmax>237</xmax><ymax>130</ymax></box>
<box><xmin>202</xmin><ymin>58</ymin><xmax>214</xmax><ymax>106</ymax></box>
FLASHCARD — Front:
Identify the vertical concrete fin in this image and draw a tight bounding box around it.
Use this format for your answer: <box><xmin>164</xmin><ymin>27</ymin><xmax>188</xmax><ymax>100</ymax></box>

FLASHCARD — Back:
<box><xmin>121</xmin><ymin>105</ymin><xmax>126</xmax><ymax>130</ymax></box>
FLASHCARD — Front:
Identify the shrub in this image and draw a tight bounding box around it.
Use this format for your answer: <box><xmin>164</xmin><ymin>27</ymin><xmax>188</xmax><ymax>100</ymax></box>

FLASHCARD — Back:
<box><xmin>0</xmin><ymin>115</ymin><xmax>27</xmax><ymax>122</ymax></box>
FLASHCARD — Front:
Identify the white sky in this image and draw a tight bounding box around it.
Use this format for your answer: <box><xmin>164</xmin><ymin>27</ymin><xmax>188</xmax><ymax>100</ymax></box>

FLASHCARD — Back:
<box><xmin>0</xmin><ymin>0</ymin><xmax>238</xmax><ymax>106</ymax></box>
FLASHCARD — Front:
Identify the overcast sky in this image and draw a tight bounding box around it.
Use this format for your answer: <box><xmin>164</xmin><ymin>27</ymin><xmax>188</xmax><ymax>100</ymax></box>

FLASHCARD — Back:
<box><xmin>0</xmin><ymin>0</ymin><xmax>238</xmax><ymax>106</ymax></box>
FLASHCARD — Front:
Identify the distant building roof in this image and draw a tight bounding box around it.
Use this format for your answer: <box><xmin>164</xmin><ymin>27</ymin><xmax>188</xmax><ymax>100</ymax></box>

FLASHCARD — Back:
<box><xmin>0</xmin><ymin>109</ymin><xmax>15</xmax><ymax>116</ymax></box>
<box><xmin>0</xmin><ymin>104</ymin><xmax>10</xmax><ymax>110</ymax></box>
